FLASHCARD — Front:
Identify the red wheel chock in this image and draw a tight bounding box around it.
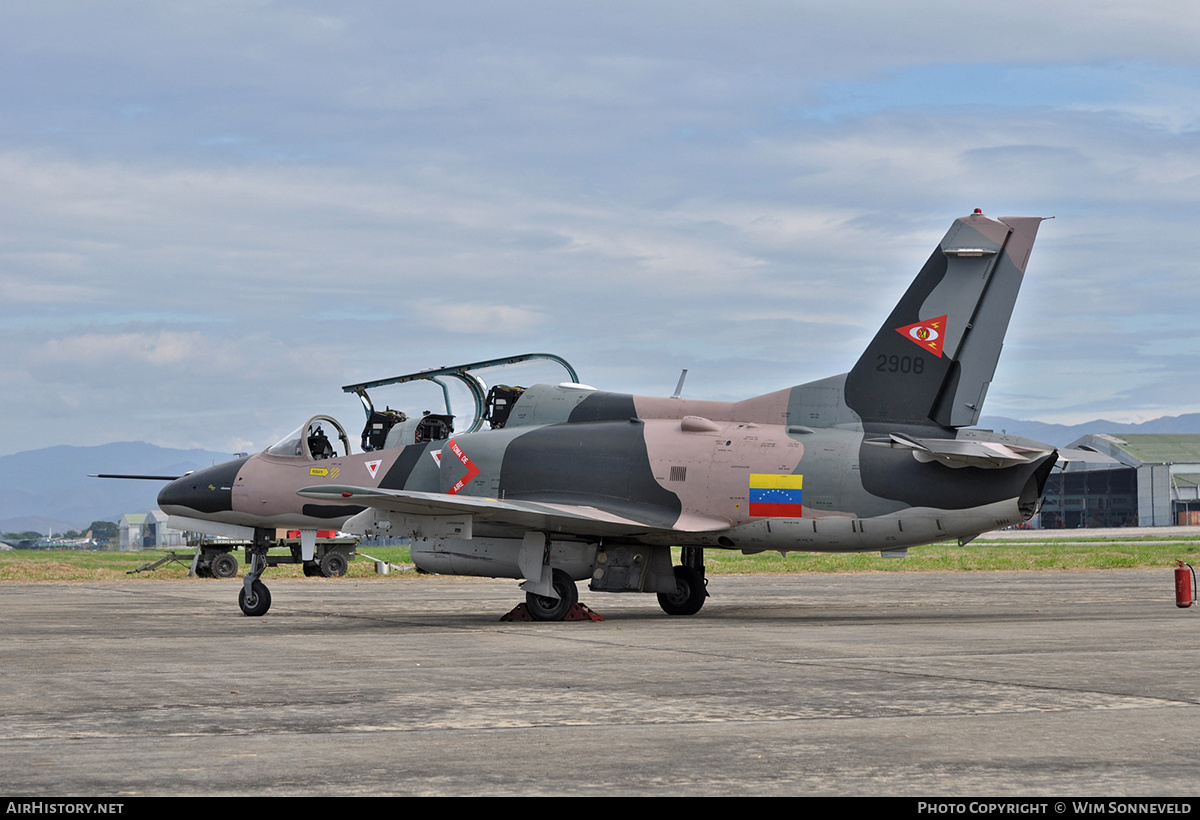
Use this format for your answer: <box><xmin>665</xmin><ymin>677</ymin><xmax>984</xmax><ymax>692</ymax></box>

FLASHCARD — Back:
<box><xmin>501</xmin><ymin>602</ymin><xmax>604</xmax><ymax>622</ymax></box>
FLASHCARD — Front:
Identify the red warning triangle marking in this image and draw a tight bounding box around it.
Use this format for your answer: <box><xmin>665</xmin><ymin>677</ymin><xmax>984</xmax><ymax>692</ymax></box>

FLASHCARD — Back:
<box><xmin>895</xmin><ymin>315</ymin><xmax>947</xmax><ymax>357</ymax></box>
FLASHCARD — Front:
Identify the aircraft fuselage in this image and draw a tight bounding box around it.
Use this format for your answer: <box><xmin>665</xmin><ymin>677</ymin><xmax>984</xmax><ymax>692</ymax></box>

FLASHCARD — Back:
<box><xmin>159</xmin><ymin>379</ymin><xmax>1055</xmax><ymax>554</ymax></box>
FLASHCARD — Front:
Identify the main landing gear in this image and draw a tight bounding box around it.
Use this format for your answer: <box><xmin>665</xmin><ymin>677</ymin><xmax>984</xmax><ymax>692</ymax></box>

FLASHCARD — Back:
<box><xmin>657</xmin><ymin>565</ymin><xmax>706</xmax><ymax>615</ymax></box>
<box><xmin>520</xmin><ymin>548</ymin><xmax>709</xmax><ymax>621</ymax></box>
<box><xmin>524</xmin><ymin>568</ymin><xmax>579</xmax><ymax>621</ymax></box>
<box><xmin>657</xmin><ymin>547</ymin><xmax>708</xmax><ymax>616</ymax></box>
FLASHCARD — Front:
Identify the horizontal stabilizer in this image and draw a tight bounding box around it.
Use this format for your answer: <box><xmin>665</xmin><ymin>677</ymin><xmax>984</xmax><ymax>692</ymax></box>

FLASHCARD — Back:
<box><xmin>1054</xmin><ymin>447</ymin><xmax>1122</xmax><ymax>467</ymax></box>
<box><xmin>865</xmin><ymin>433</ymin><xmax>1055</xmax><ymax>469</ymax></box>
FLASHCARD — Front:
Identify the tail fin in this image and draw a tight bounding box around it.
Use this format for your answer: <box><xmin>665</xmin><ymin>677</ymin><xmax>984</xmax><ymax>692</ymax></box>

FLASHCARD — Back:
<box><xmin>844</xmin><ymin>212</ymin><xmax>1044</xmax><ymax>428</ymax></box>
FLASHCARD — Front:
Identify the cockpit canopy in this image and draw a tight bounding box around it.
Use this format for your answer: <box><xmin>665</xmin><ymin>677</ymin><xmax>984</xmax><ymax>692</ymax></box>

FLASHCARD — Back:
<box><xmin>266</xmin><ymin>416</ymin><xmax>353</xmax><ymax>460</ymax></box>
<box><xmin>343</xmin><ymin>353</ymin><xmax>581</xmax><ymax>452</ymax></box>
<box><xmin>265</xmin><ymin>358</ymin><xmax>590</xmax><ymax>459</ymax></box>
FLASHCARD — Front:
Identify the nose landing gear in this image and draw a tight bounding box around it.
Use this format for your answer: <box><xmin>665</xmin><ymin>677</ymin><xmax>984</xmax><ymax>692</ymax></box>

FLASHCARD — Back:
<box><xmin>239</xmin><ymin>529</ymin><xmax>273</xmax><ymax>617</ymax></box>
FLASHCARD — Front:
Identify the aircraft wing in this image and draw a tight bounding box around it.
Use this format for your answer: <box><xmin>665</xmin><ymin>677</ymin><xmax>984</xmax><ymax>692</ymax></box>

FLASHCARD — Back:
<box><xmin>296</xmin><ymin>485</ymin><xmax>732</xmax><ymax>538</ymax></box>
<box><xmin>865</xmin><ymin>433</ymin><xmax>1055</xmax><ymax>469</ymax></box>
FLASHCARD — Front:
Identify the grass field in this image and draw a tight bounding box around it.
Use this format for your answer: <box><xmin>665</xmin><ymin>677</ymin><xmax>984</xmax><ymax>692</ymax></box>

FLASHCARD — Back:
<box><xmin>2</xmin><ymin>533</ymin><xmax>1197</xmax><ymax>582</ymax></box>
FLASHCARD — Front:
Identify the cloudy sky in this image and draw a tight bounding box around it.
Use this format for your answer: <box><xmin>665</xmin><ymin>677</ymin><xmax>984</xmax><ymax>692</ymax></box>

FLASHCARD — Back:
<box><xmin>3</xmin><ymin>2</ymin><xmax>1198</xmax><ymax>457</ymax></box>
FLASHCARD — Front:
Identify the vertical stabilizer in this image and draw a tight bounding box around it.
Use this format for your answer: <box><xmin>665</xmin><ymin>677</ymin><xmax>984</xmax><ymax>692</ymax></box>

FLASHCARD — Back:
<box><xmin>844</xmin><ymin>212</ymin><xmax>1043</xmax><ymax>428</ymax></box>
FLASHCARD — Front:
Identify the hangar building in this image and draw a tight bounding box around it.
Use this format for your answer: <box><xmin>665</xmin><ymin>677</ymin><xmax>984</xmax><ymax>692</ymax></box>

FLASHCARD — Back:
<box><xmin>1035</xmin><ymin>434</ymin><xmax>1200</xmax><ymax>529</ymax></box>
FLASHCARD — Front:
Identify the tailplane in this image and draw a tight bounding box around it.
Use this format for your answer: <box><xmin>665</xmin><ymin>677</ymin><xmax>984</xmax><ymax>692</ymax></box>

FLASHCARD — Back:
<box><xmin>844</xmin><ymin>211</ymin><xmax>1044</xmax><ymax>428</ymax></box>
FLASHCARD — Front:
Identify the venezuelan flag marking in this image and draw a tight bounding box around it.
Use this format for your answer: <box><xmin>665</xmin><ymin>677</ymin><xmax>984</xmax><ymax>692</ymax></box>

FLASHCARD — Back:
<box><xmin>749</xmin><ymin>473</ymin><xmax>803</xmax><ymax>517</ymax></box>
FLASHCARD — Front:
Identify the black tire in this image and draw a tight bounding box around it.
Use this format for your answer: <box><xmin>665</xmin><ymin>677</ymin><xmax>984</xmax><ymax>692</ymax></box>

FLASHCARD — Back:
<box><xmin>320</xmin><ymin>551</ymin><xmax>348</xmax><ymax>577</ymax></box>
<box><xmin>211</xmin><ymin>553</ymin><xmax>238</xmax><ymax>579</ymax></box>
<box><xmin>525</xmin><ymin>568</ymin><xmax>578</xmax><ymax>621</ymax></box>
<box><xmin>302</xmin><ymin>561</ymin><xmax>322</xmax><ymax>577</ymax></box>
<box><xmin>238</xmin><ymin>580</ymin><xmax>272</xmax><ymax>616</ymax></box>
<box><xmin>657</xmin><ymin>565</ymin><xmax>706</xmax><ymax>616</ymax></box>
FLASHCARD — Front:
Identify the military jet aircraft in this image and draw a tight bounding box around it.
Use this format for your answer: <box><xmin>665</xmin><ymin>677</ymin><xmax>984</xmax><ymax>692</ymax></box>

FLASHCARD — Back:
<box><xmin>159</xmin><ymin>210</ymin><xmax>1055</xmax><ymax>619</ymax></box>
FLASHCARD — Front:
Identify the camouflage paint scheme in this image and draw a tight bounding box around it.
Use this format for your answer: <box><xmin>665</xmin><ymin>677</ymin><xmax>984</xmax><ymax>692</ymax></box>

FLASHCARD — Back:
<box><xmin>159</xmin><ymin>212</ymin><xmax>1056</xmax><ymax>618</ymax></box>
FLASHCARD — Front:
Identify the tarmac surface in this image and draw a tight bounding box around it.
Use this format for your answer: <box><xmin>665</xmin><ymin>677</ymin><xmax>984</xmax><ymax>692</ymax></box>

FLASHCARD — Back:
<box><xmin>2</xmin><ymin>569</ymin><xmax>1198</xmax><ymax>796</ymax></box>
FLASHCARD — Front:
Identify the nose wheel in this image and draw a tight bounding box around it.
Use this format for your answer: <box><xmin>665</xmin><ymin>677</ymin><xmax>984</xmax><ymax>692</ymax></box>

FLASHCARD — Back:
<box><xmin>238</xmin><ymin>579</ymin><xmax>272</xmax><ymax>616</ymax></box>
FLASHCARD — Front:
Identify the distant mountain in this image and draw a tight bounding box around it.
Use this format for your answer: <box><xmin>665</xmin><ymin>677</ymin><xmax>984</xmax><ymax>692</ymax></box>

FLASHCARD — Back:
<box><xmin>0</xmin><ymin>442</ymin><xmax>240</xmax><ymax>533</ymax></box>
<box><xmin>977</xmin><ymin>414</ymin><xmax>1200</xmax><ymax>448</ymax></box>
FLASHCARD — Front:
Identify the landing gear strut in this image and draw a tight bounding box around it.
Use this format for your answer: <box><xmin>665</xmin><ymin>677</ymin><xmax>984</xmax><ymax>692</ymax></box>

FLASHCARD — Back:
<box><xmin>239</xmin><ymin>528</ymin><xmax>273</xmax><ymax>617</ymax></box>
<box><xmin>658</xmin><ymin>546</ymin><xmax>707</xmax><ymax>616</ymax></box>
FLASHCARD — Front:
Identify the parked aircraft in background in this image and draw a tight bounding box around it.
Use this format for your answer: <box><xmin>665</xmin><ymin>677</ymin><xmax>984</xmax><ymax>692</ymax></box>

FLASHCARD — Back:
<box><xmin>159</xmin><ymin>210</ymin><xmax>1055</xmax><ymax>619</ymax></box>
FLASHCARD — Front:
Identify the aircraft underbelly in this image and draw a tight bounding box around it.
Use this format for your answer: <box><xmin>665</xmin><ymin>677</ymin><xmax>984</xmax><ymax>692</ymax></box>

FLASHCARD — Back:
<box><xmin>747</xmin><ymin>499</ymin><xmax>1024</xmax><ymax>552</ymax></box>
<box><xmin>629</xmin><ymin>497</ymin><xmax>1026</xmax><ymax>553</ymax></box>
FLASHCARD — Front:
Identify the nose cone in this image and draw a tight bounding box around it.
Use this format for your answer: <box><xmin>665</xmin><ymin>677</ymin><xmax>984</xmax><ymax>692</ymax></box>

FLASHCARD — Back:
<box><xmin>157</xmin><ymin>457</ymin><xmax>247</xmax><ymax>515</ymax></box>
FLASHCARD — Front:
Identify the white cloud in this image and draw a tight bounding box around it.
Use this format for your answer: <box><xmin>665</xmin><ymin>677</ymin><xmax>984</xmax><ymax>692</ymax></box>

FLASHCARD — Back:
<box><xmin>1</xmin><ymin>2</ymin><xmax>1199</xmax><ymax>453</ymax></box>
<box><xmin>34</xmin><ymin>331</ymin><xmax>206</xmax><ymax>367</ymax></box>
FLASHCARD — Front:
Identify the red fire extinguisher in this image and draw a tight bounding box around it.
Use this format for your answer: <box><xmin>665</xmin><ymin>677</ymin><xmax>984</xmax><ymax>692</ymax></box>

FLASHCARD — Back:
<box><xmin>1175</xmin><ymin>561</ymin><xmax>1195</xmax><ymax>608</ymax></box>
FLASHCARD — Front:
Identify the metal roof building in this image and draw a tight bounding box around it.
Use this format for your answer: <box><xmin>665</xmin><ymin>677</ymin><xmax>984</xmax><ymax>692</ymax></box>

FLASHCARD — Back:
<box><xmin>118</xmin><ymin>510</ymin><xmax>186</xmax><ymax>550</ymax></box>
<box><xmin>1036</xmin><ymin>433</ymin><xmax>1200</xmax><ymax>528</ymax></box>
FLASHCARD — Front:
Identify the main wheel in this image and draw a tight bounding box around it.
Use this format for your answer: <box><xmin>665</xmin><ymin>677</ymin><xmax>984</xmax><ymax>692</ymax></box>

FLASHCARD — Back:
<box><xmin>303</xmin><ymin>561</ymin><xmax>322</xmax><ymax>577</ymax></box>
<box><xmin>320</xmin><ymin>551</ymin><xmax>348</xmax><ymax>577</ymax></box>
<box><xmin>238</xmin><ymin>580</ymin><xmax>272</xmax><ymax>616</ymax></box>
<box><xmin>211</xmin><ymin>552</ymin><xmax>239</xmax><ymax>579</ymax></box>
<box><xmin>525</xmin><ymin>569</ymin><xmax>578</xmax><ymax>621</ymax></box>
<box><xmin>657</xmin><ymin>565</ymin><xmax>706</xmax><ymax>616</ymax></box>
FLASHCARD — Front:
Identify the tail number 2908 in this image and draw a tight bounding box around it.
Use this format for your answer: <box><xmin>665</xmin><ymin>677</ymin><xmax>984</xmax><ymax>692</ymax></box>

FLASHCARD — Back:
<box><xmin>876</xmin><ymin>354</ymin><xmax>925</xmax><ymax>374</ymax></box>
